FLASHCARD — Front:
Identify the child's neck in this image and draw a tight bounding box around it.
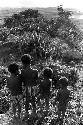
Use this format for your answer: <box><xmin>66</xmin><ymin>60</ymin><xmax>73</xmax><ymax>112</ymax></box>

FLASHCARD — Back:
<box><xmin>23</xmin><ymin>65</ymin><xmax>30</xmax><ymax>69</ymax></box>
<box><xmin>62</xmin><ymin>87</ymin><xmax>67</xmax><ymax>89</ymax></box>
<box><xmin>11</xmin><ymin>73</ymin><xmax>17</xmax><ymax>76</ymax></box>
<box><xmin>44</xmin><ymin>77</ymin><xmax>49</xmax><ymax>80</ymax></box>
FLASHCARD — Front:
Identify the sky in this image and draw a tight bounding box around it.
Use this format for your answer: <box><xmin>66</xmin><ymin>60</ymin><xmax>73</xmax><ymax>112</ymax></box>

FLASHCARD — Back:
<box><xmin>0</xmin><ymin>0</ymin><xmax>83</xmax><ymax>12</ymax></box>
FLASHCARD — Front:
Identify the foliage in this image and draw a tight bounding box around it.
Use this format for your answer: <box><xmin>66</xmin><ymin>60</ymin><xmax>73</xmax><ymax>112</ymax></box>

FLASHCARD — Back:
<box><xmin>0</xmin><ymin>6</ymin><xmax>82</xmax><ymax>64</ymax></box>
<box><xmin>0</xmin><ymin>61</ymin><xmax>83</xmax><ymax>125</ymax></box>
<box><xmin>0</xmin><ymin>6</ymin><xmax>83</xmax><ymax>125</ymax></box>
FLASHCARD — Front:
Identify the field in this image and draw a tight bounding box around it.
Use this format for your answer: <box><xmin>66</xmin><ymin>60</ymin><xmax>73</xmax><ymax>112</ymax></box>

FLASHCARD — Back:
<box><xmin>0</xmin><ymin>60</ymin><xmax>82</xmax><ymax>125</ymax></box>
<box><xmin>0</xmin><ymin>7</ymin><xmax>83</xmax><ymax>125</ymax></box>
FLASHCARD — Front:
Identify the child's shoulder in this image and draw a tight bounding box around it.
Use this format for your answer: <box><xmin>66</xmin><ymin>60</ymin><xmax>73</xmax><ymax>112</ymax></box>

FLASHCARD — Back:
<box><xmin>32</xmin><ymin>67</ymin><xmax>38</xmax><ymax>72</ymax></box>
<box><xmin>58</xmin><ymin>88</ymin><xmax>70</xmax><ymax>94</ymax></box>
<box><xmin>17</xmin><ymin>73</ymin><xmax>23</xmax><ymax>80</ymax></box>
<box><xmin>40</xmin><ymin>79</ymin><xmax>51</xmax><ymax>87</ymax></box>
<box><xmin>21</xmin><ymin>68</ymin><xmax>27</xmax><ymax>72</ymax></box>
<box><xmin>20</xmin><ymin>68</ymin><xmax>30</xmax><ymax>76</ymax></box>
<box><xmin>45</xmin><ymin>78</ymin><xmax>52</xmax><ymax>84</ymax></box>
<box><xmin>32</xmin><ymin>68</ymin><xmax>38</xmax><ymax>75</ymax></box>
<box><xmin>6</xmin><ymin>75</ymin><xmax>10</xmax><ymax>82</ymax></box>
<box><xmin>6</xmin><ymin>74</ymin><xmax>14</xmax><ymax>80</ymax></box>
<box><xmin>6</xmin><ymin>74</ymin><xmax>18</xmax><ymax>81</ymax></box>
<box><xmin>65</xmin><ymin>88</ymin><xmax>70</xmax><ymax>93</ymax></box>
<box><xmin>21</xmin><ymin>67</ymin><xmax>38</xmax><ymax>73</ymax></box>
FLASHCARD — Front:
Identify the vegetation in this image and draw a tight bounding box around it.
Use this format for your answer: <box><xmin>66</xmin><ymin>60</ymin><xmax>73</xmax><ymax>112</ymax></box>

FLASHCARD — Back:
<box><xmin>0</xmin><ymin>6</ymin><xmax>83</xmax><ymax>125</ymax></box>
<box><xmin>0</xmin><ymin>6</ymin><xmax>82</xmax><ymax>64</ymax></box>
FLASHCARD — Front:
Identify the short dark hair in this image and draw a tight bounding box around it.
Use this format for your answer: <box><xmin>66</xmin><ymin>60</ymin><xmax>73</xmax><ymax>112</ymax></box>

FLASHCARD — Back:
<box><xmin>21</xmin><ymin>54</ymin><xmax>31</xmax><ymax>65</ymax></box>
<box><xmin>8</xmin><ymin>63</ymin><xmax>19</xmax><ymax>74</ymax></box>
<box><xmin>43</xmin><ymin>67</ymin><xmax>53</xmax><ymax>78</ymax></box>
<box><xmin>59</xmin><ymin>77</ymin><xmax>68</xmax><ymax>87</ymax></box>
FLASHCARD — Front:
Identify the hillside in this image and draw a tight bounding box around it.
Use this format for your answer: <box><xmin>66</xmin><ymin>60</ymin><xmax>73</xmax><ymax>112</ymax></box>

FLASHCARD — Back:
<box><xmin>0</xmin><ymin>7</ymin><xmax>83</xmax><ymax>26</ymax></box>
<box><xmin>1</xmin><ymin>7</ymin><xmax>83</xmax><ymax>125</ymax></box>
<box><xmin>0</xmin><ymin>7</ymin><xmax>58</xmax><ymax>24</ymax></box>
<box><xmin>0</xmin><ymin>6</ymin><xmax>83</xmax><ymax>65</ymax></box>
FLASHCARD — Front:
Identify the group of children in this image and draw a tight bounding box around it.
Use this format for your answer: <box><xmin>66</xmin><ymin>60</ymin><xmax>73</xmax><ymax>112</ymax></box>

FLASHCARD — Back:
<box><xmin>5</xmin><ymin>54</ymin><xmax>72</xmax><ymax>122</ymax></box>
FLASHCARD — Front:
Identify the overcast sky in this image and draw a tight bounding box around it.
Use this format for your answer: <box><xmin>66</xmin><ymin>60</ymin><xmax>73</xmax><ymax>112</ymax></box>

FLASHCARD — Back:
<box><xmin>0</xmin><ymin>0</ymin><xmax>83</xmax><ymax>12</ymax></box>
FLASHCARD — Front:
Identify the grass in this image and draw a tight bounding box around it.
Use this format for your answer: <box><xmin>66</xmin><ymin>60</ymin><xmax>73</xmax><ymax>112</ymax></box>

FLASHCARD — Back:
<box><xmin>1</xmin><ymin>81</ymin><xmax>83</xmax><ymax>124</ymax></box>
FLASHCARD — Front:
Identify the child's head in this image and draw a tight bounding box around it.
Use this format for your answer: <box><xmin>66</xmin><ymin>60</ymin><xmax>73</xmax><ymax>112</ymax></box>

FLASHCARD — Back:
<box><xmin>58</xmin><ymin>77</ymin><xmax>68</xmax><ymax>88</ymax></box>
<box><xmin>43</xmin><ymin>67</ymin><xmax>53</xmax><ymax>79</ymax></box>
<box><xmin>8</xmin><ymin>63</ymin><xmax>19</xmax><ymax>75</ymax></box>
<box><xmin>21</xmin><ymin>54</ymin><xmax>31</xmax><ymax>66</ymax></box>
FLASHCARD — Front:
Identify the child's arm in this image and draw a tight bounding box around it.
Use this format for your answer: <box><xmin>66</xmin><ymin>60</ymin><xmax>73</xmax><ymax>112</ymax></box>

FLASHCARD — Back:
<box><xmin>54</xmin><ymin>90</ymin><xmax>60</xmax><ymax>104</ymax></box>
<box><xmin>66</xmin><ymin>90</ymin><xmax>72</xmax><ymax>103</ymax></box>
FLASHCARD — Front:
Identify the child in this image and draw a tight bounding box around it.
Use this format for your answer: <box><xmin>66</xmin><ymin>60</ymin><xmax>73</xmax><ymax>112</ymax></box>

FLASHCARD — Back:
<box><xmin>55</xmin><ymin>77</ymin><xmax>71</xmax><ymax>122</ymax></box>
<box><xmin>38</xmin><ymin>67</ymin><xmax>53</xmax><ymax>113</ymax></box>
<box><xmin>6</xmin><ymin>63</ymin><xmax>22</xmax><ymax>119</ymax></box>
<box><xmin>21</xmin><ymin>54</ymin><xmax>38</xmax><ymax>115</ymax></box>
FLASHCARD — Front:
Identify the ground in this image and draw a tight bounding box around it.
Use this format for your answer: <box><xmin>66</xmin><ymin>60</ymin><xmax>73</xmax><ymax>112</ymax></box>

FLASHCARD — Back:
<box><xmin>0</xmin><ymin>67</ymin><xmax>83</xmax><ymax>125</ymax></box>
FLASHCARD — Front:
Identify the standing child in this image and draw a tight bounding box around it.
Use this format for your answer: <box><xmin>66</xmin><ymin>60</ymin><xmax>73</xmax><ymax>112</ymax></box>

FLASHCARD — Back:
<box><xmin>21</xmin><ymin>54</ymin><xmax>38</xmax><ymax>115</ymax></box>
<box><xmin>6</xmin><ymin>63</ymin><xmax>22</xmax><ymax>119</ymax></box>
<box><xmin>38</xmin><ymin>67</ymin><xmax>53</xmax><ymax>114</ymax></box>
<box><xmin>55</xmin><ymin>77</ymin><xmax>71</xmax><ymax>123</ymax></box>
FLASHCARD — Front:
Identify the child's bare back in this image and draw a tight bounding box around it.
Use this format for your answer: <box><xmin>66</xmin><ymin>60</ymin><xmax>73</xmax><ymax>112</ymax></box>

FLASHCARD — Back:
<box><xmin>21</xmin><ymin>67</ymin><xmax>38</xmax><ymax>87</ymax></box>
<box><xmin>7</xmin><ymin>74</ymin><xmax>22</xmax><ymax>96</ymax></box>
<box><xmin>55</xmin><ymin>77</ymin><xmax>71</xmax><ymax>120</ymax></box>
<box><xmin>56</xmin><ymin>88</ymin><xmax>70</xmax><ymax>110</ymax></box>
<box><xmin>6</xmin><ymin>63</ymin><xmax>22</xmax><ymax>118</ymax></box>
<box><xmin>21</xmin><ymin>54</ymin><xmax>38</xmax><ymax>115</ymax></box>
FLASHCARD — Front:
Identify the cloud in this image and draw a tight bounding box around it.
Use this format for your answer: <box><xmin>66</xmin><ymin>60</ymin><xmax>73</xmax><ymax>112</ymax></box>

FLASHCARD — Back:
<box><xmin>19</xmin><ymin>0</ymin><xmax>35</xmax><ymax>7</ymax></box>
<box><xmin>0</xmin><ymin>0</ymin><xmax>36</xmax><ymax>8</ymax></box>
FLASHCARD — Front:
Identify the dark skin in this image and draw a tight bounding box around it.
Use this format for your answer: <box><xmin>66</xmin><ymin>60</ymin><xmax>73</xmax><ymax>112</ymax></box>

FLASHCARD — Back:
<box><xmin>21</xmin><ymin>63</ymin><xmax>38</xmax><ymax>114</ymax></box>
<box><xmin>55</xmin><ymin>85</ymin><xmax>71</xmax><ymax>121</ymax></box>
<box><xmin>6</xmin><ymin>73</ymin><xmax>22</xmax><ymax>96</ymax></box>
<box><xmin>6</xmin><ymin>71</ymin><xmax>22</xmax><ymax>118</ymax></box>
<box><xmin>21</xmin><ymin>64</ymin><xmax>38</xmax><ymax>87</ymax></box>
<box><xmin>37</xmin><ymin>76</ymin><xmax>52</xmax><ymax>113</ymax></box>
